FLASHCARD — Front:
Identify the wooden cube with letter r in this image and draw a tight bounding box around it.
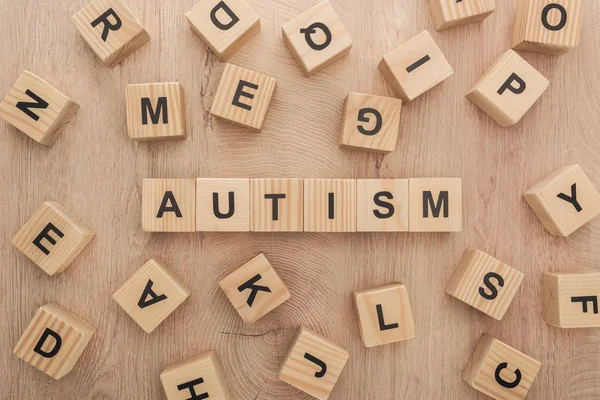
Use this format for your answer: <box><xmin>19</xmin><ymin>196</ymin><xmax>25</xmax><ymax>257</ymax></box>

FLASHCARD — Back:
<box><xmin>142</xmin><ymin>179</ymin><xmax>196</xmax><ymax>232</ymax></box>
<box><xmin>408</xmin><ymin>178</ymin><xmax>462</xmax><ymax>232</ymax></box>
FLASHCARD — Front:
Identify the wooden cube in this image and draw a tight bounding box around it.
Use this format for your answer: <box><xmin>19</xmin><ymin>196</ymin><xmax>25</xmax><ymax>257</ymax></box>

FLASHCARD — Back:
<box><xmin>142</xmin><ymin>179</ymin><xmax>196</xmax><ymax>232</ymax></box>
<box><xmin>513</xmin><ymin>0</ymin><xmax>583</xmax><ymax>55</ymax></box>
<box><xmin>304</xmin><ymin>179</ymin><xmax>356</xmax><ymax>232</ymax></box>
<box><xmin>447</xmin><ymin>249</ymin><xmax>524</xmax><ymax>320</ymax></box>
<box><xmin>543</xmin><ymin>271</ymin><xmax>600</xmax><ymax>328</ymax></box>
<box><xmin>196</xmin><ymin>178</ymin><xmax>250</xmax><ymax>232</ymax></box>
<box><xmin>219</xmin><ymin>253</ymin><xmax>290</xmax><ymax>324</ymax></box>
<box><xmin>524</xmin><ymin>165</ymin><xmax>600</xmax><ymax>237</ymax></box>
<box><xmin>125</xmin><ymin>83</ymin><xmax>186</xmax><ymax>141</ymax></box>
<box><xmin>186</xmin><ymin>0</ymin><xmax>260</xmax><ymax>61</ymax></box>
<box><xmin>463</xmin><ymin>334</ymin><xmax>541</xmax><ymax>400</ymax></box>
<box><xmin>279</xmin><ymin>327</ymin><xmax>349</xmax><ymax>400</ymax></box>
<box><xmin>210</xmin><ymin>63</ymin><xmax>277</xmax><ymax>131</ymax></box>
<box><xmin>161</xmin><ymin>351</ymin><xmax>230</xmax><ymax>400</ymax></box>
<box><xmin>71</xmin><ymin>0</ymin><xmax>150</xmax><ymax>68</ymax></box>
<box><xmin>13</xmin><ymin>303</ymin><xmax>95</xmax><ymax>379</ymax></box>
<box><xmin>429</xmin><ymin>0</ymin><xmax>495</xmax><ymax>31</ymax></box>
<box><xmin>282</xmin><ymin>1</ymin><xmax>352</xmax><ymax>77</ymax></box>
<box><xmin>338</xmin><ymin>93</ymin><xmax>403</xmax><ymax>153</ymax></box>
<box><xmin>467</xmin><ymin>49</ymin><xmax>549</xmax><ymax>127</ymax></box>
<box><xmin>353</xmin><ymin>283</ymin><xmax>415</xmax><ymax>347</ymax></box>
<box><xmin>408</xmin><ymin>178</ymin><xmax>462</xmax><ymax>232</ymax></box>
<box><xmin>356</xmin><ymin>179</ymin><xmax>409</xmax><ymax>232</ymax></box>
<box><xmin>379</xmin><ymin>31</ymin><xmax>454</xmax><ymax>102</ymax></box>
<box><xmin>12</xmin><ymin>201</ymin><xmax>94</xmax><ymax>275</ymax></box>
<box><xmin>113</xmin><ymin>259</ymin><xmax>190</xmax><ymax>333</ymax></box>
<box><xmin>0</xmin><ymin>71</ymin><xmax>79</xmax><ymax>146</ymax></box>
<box><xmin>250</xmin><ymin>178</ymin><xmax>303</xmax><ymax>232</ymax></box>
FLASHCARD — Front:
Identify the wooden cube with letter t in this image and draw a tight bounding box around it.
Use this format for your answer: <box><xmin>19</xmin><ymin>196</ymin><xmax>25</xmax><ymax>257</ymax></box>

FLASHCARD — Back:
<box><xmin>304</xmin><ymin>179</ymin><xmax>356</xmax><ymax>232</ymax></box>
<box><xmin>429</xmin><ymin>0</ymin><xmax>495</xmax><ymax>31</ymax></box>
<box><xmin>408</xmin><ymin>178</ymin><xmax>462</xmax><ymax>232</ymax></box>
<box><xmin>357</xmin><ymin>179</ymin><xmax>409</xmax><ymax>232</ymax></box>
<box><xmin>142</xmin><ymin>179</ymin><xmax>196</xmax><ymax>232</ymax></box>
<box><xmin>251</xmin><ymin>178</ymin><xmax>304</xmax><ymax>232</ymax></box>
<box><xmin>543</xmin><ymin>271</ymin><xmax>600</xmax><ymax>328</ymax></box>
<box><xmin>196</xmin><ymin>178</ymin><xmax>250</xmax><ymax>232</ymax></box>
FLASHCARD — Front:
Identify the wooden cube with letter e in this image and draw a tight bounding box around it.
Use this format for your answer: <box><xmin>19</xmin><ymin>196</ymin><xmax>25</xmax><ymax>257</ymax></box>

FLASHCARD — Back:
<box><xmin>408</xmin><ymin>178</ymin><xmax>462</xmax><ymax>232</ymax></box>
<box><xmin>429</xmin><ymin>0</ymin><xmax>495</xmax><ymax>31</ymax></box>
<box><xmin>196</xmin><ymin>178</ymin><xmax>250</xmax><ymax>232</ymax></box>
<box><xmin>142</xmin><ymin>179</ymin><xmax>196</xmax><ymax>232</ymax></box>
<box><xmin>544</xmin><ymin>271</ymin><xmax>600</xmax><ymax>328</ymax></box>
<box><xmin>356</xmin><ymin>179</ymin><xmax>408</xmax><ymax>232</ymax></box>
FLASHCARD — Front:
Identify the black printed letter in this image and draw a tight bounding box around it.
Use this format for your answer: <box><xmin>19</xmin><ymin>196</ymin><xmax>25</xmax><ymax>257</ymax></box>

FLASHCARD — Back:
<box><xmin>571</xmin><ymin>296</ymin><xmax>599</xmax><ymax>314</ymax></box>
<box><xmin>541</xmin><ymin>3</ymin><xmax>567</xmax><ymax>31</ymax></box>
<box><xmin>91</xmin><ymin>8</ymin><xmax>122</xmax><ymax>41</ymax></box>
<box><xmin>33</xmin><ymin>328</ymin><xmax>62</xmax><ymax>358</ymax></box>
<box><xmin>138</xmin><ymin>279</ymin><xmax>168</xmax><ymax>308</ymax></box>
<box><xmin>16</xmin><ymin>90</ymin><xmax>49</xmax><ymax>121</ymax></box>
<box><xmin>210</xmin><ymin>1</ymin><xmax>240</xmax><ymax>30</ymax></box>
<box><xmin>377</xmin><ymin>304</ymin><xmax>399</xmax><ymax>331</ymax></box>
<box><xmin>238</xmin><ymin>274</ymin><xmax>271</xmax><ymax>307</ymax></box>
<box><xmin>232</xmin><ymin>80</ymin><xmax>258</xmax><ymax>111</ymax></box>
<box><xmin>479</xmin><ymin>272</ymin><xmax>504</xmax><ymax>300</ymax></box>
<box><xmin>213</xmin><ymin>192</ymin><xmax>235</xmax><ymax>219</ymax></box>
<box><xmin>498</xmin><ymin>73</ymin><xmax>526</xmax><ymax>95</ymax></box>
<box><xmin>300</xmin><ymin>22</ymin><xmax>332</xmax><ymax>51</ymax></box>
<box><xmin>495</xmin><ymin>362</ymin><xmax>521</xmax><ymax>389</ymax></box>
<box><xmin>556</xmin><ymin>183</ymin><xmax>582</xmax><ymax>212</ymax></box>
<box><xmin>373</xmin><ymin>191</ymin><xmax>395</xmax><ymax>219</ymax></box>
<box><xmin>32</xmin><ymin>223</ymin><xmax>64</xmax><ymax>255</ymax></box>
<box><xmin>265</xmin><ymin>194</ymin><xmax>286</xmax><ymax>221</ymax></box>
<box><xmin>177</xmin><ymin>377</ymin><xmax>208</xmax><ymax>400</ymax></box>
<box><xmin>328</xmin><ymin>193</ymin><xmax>335</xmax><ymax>220</ymax></box>
<box><xmin>304</xmin><ymin>353</ymin><xmax>327</xmax><ymax>378</ymax></box>
<box><xmin>157</xmin><ymin>191</ymin><xmax>183</xmax><ymax>218</ymax></box>
<box><xmin>357</xmin><ymin>108</ymin><xmax>382</xmax><ymax>136</ymax></box>
<box><xmin>141</xmin><ymin>97</ymin><xmax>168</xmax><ymax>125</ymax></box>
<box><xmin>423</xmin><ymin>191</ymin><xmax>448</xmax><ymax>218</ymax></box>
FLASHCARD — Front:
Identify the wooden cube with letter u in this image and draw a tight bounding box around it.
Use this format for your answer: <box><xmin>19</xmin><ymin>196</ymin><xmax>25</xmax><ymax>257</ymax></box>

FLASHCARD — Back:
<box><xmin>142</xmin><ymin>179</ymin><xmax>196</xmax><ymax>232</ymax></box>
<box><xmin>196</xmin><ymin>178</ymin><xmax>250</xmax><ymax>232</ymax></box>
<box><xmin>408</xmin><ymin>178</ymin><xmax>462</xmax><ymax>232</ymax></box>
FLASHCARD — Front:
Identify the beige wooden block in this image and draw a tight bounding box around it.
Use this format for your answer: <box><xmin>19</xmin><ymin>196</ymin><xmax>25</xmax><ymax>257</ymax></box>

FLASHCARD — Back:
<box><xmin>379</xmin><ymin>31</ymin><xmax>453</xmax><ymax>102</ymax></box>
<box><xmin>408</xmin><ymin>178</ymin><xmax>462</xmax><ymax>232</ymax></box>
<box><xmin>71</xmin><ymin>0</ymin><xmax>150</xmax><ymax>68</ymax></box>
<box><xmin>467</xmin><ymin>49</ymin><xmax>549</xmax><ymax>127</ymax></box>
<box><xmin>0</xmin><ymin>71</ymin><xmax>79</xmax><ymax>146</ymax></box>
<box><xmin>125</xmin><ymin>83</ymin><xmax>186</xmax><ymax>141</ymax></box>
<box><xmin>338</xmin><ymin>93</ymin><xmax>403</xmax><ymax>153</ymax></box>
<box><xmin>113</xmin><ymin>259</ymin><xmax>190</xmax><ymax>333</ymax></box>
<box><xmin>513</xmin><ymin>0</ymin><xmax>583</xmax><ymax>55</ymax></box>
<box><xmin>543</xmin><ymin>271</ymin><xmax>600</xmax><ymax>328</ymax></box>
<box><xmin>13</xmin><ymin>303</ymin><xmax>95</xmax><ymax>379</ymax></box>
<box><xmin>210</xmin><ymin>63</ymin><xmax>277</xmax><ymax>131</ymax></box>
<box><xmin>219</xmin><ymin>253</ymin><xmax>290</xmax><ymax>324</ymax></box>
<box><xmin>11</xmin><ymin>201</ymin><xmax>94</xmax><ymax>275</ymax></box>
<box><xmin>250</xmin><ymin>178</ymin><xmax>303</xmax><ymax>232</ymax></box>
<box><xmin>161</xmin><ymin>351</ymin><xmax>230</xmax><ymax>400</ymax></box>
<box><xmin>196</xmin><ymin>178</ymin><xmax>250</xmax><ymax>232</ymax></box>
<box><xmin>447</xmin><ymin>249</ymin><xmax>524</xmax><ymax>320</ymax></box>
<box><xmin>353</xmin><ymin>283</ymin><xmax>415</xmax><ymax>347</ymax></box>
<box><xmin>303</xmin><ymin>179</ymin><xmax>356</xmax><ymax>232</ymax></box>
<box><xmin>429</xmin><ymin>0</ymin><xmax>495</xmax><ymax>31</ymax></box>
<box><xmin>356</xmin><ymin>179</ymin><xmax>408</xmax><ymax>232</ymax></box>
<box><xmin>463</xmin><ymin>334</ymin><xmax>541</xmax><ymax>400</ymax></box>
<box><xmin>523</xmin><ymin>165</ymin><xmax>600</xmax><ymax>237</ymax></box>
<box><xmin>142</xmin><ymin>179</ymin><xmax>196</xmax><ymax>232</ymax></box>
<box><xmin>185</xmin><ymin>0</ymin><xmax>260</xmax><ymax>61</ymax></box>
<box><xmin>279</xmin><ymin>327</ymin><xmax>349</xmax><ymax>400</ymax></box>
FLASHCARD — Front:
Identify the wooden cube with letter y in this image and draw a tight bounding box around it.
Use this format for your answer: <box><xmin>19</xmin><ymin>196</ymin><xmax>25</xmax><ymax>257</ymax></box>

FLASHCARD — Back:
<box><xmin>142</xmin><ymin>179</ymin><xmax>196</xmax><ymax>232</ymax></box>
<box><xmin>196</xmin><ymin>178</ymin><xmax>250</xmax><ymax>232</ymax></box>
<box><xmin>429</xmin><ymin>0</ymin><xmax>495</xmax><ymax>31</ymax></box>
<box><xmin>304</xmin><ymin>179</ymin><xmax>356</xmax><ymax>232</ymax></box>
<box><xmin>356</xmin><ymin>179</ymin><xmax>409</xmax><ymax>232</ymax></box>
<box><xmin>543</xmin><ymin>271</ymin><xmax>600</xmax><ymax>328</ymax></box>
<box><xmin>408</xmin><ymin>178</ymin><xmax>462</xmax><ymax>232</ymax></box>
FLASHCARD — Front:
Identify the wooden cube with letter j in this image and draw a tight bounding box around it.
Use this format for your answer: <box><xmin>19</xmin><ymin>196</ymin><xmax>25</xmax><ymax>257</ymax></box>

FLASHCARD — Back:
<box><xmin>408</xmin><ymin>178</ymin><xmax>462</xmax><ymax>232</ymax></box>
<box><xmin>142</xmin><ymin>179</ymin><xmax>196</xmax><ymax>232</ymax></box>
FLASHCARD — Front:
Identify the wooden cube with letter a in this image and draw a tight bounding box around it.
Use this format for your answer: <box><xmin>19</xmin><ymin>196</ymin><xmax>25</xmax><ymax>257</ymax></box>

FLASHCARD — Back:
<box><xmin>543</xmin><ymin>271</ymin><xmax>600</xmax><ymax>328</ymax></box>
<box><xmin>463</xmin><ymin>334</ymin><xmax>541</xmax><ymax>399</ymax></box>
<box><xmin>429</xmin><ymin>0</ymin><xmax>495</xmax><ymax>31</ymax></box>
<box><xmin>13</xmin><ymin>303</ymin><xmax>95</xmax><ymax>379</ymax></box>
<box><xmin>251</xmin><ymin>178</ymin><xmax>303</xmax><ymax>232</ymax></box>
<box><xmin>196</xmin><ymin>178</ymin><xmax>250</xmax><ymax>232</ymax></box>
<box><xmin>211</xmin><ymin>63</ymin><xmax>276</xmax><ymax>131</ymax></box>
<box><xmin>279</xmin><ymin>327</ymin><xmax>349</xmax><ymax>400</ymax></box>
<box><xmin>357</xmin><ymin>179</ymin><xmax>408</xmax><ymax>232</ymax></box>
<box><xmin>142</xmin><ymin>179</ymin><xmax>196</xmax><ymax>232</ymax></box>
<box><xmin>304</xmin><ymin>179</ymin><xmax>356</xmax><ymax>232</ymax></box>
<box><xmin>408</xmin><ymin>178</ymin><xmax>462</xmax><ymax>232</ymax></box>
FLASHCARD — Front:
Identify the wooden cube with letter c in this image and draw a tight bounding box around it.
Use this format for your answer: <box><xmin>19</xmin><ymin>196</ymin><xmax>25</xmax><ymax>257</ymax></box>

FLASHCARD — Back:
<box><xmin>408</xmin><ymin>178</ymin><xmax>462</xmax><ymax>232</ymax></box>
<box><xmin>142</xmin><ymin>178</ymin><xmax>196</xmax><ymax>232</ymax></box>
<box><xmin>543</xmin><ymin>271</ymin><xmax>600</xmax><ymax>328</ymax></box>
<box><xmin>429</xmin><ymin>0</ymin><xmax>495</xmax><ymax>31</ymax></box>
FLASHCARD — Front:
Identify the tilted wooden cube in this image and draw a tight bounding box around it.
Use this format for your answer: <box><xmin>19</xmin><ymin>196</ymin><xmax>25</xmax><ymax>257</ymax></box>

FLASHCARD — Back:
<box><xmin>356</xmin><ymin>179</ymin><xmax>409</xmax><ymax>232</ymax></box>
<box><xmin>142</xmin><ymin>179</ymin><xmax>196</xmax><ymax>232</ymax></box>
<box><xmin>196</xmin><ymin>178</ymin><xmax>250</xmax><ymax>232</ymax></box>
<box><xmin>543</xmin><ymin>271</ymin><xmax>600</xmax><ymax>328</ymax></box>
<box><xmin>429</xmin><ymin>0</ymin><xmax>495</xmax><ymax>31</ymax></box>
<box><xmin>304</xmin><ymin>179</ymin><xmax>356</xmax><ymax>232</ymax></box>
<box><xmin>408</xmin><ymin>178</ymin><xmax>462</xmax><ymax>232</ymax></box>
<box><xmin>250</xmin><ymin>178</ymin><xmax>304</xmax><ymax>232</ymax></box>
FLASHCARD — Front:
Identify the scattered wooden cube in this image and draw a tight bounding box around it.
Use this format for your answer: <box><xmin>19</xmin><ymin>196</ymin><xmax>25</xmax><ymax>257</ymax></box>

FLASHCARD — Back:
<box><xmin>196</xmin><ymin>178</ymin><xmax>250</xmax><ymax>232</ymax></box>
<box><xmin>356</xmin><ymin>179</ymin><xmax>409</xmax><ymax>232</ymax></box>
<box><xmin>12</xmin><ymin>201</ymin><xmax>94</xmax><ymax>275</ymax></box>
<box><xmin>408</xmin><ymin>178</ymin><xmax>462</xmax><ymax>232</ymax></box>
<box><xmin>0</xmin><ymin>71</ymin><xmax>79</xmax><ymax>146</ymax></box>
<box><xmin>543</xmin><ymin>271</ymin><xmax>600</xmax><ymax>328</ymax></box>
<box><xmin>304</xmin><ymin>179</ymin><xmax>356</xmax><ymax>232</ymax></box>
<box><xmin>125</xmin><ymin>82</ymin><xmax>186</xmax><ymax>141</ymax></box>
<box><xmin>210</xmin><ymin>63</ymin><xmax>277</xmax><ymax>131</ymax></box>
<box><xmin>13</xmin><ymin>303</ymin><xmax>95</xmax><ymax>379</ymax></box>
<box><xmin>463</xmin><ymin>334</ymin><xmax>541</xmax><ymax>399</ymax></box>
<box><xmin>467</xmin><ymin>49</ymin><xmax>549</xmax><ymax>127</ymax></box>
<box><xmin>282</xmin><ymin>0</ymin><xmax>352</xmax><ymax>77</ymax></box>
<box><xmin>279</xmin><ymin>327</ymin><xmax>349</xmax><ymax>400</ymax></box>
<box><xmin>250</xmin><ymin>178</ymin><xmax>304</xmax><ymax>232</ymax></box>
<box><xmin>186</xmin><ymin>0</ymin><xmax>260</xmax><ymax>61</ymax></box>
<box><xmin>142</xmin><ymin>179</ymin><xmax>196</xmax><ymax>232</ymax></box>
<box><xmin>219</xmin><ymin>253</ymin><xmax>290</xmax><ymax>324</ymax></box>
<box><xmin>446</xmin><ymin>249</ymin><xmax>524</xmax><ymax>320</ymax></box>
<box><xmin>429</xmin><ymin>0</ymin><xmax>495</xmax><ymax>31</ymax></box>
<box><xmin>524</xmin><ymin>165</ymin><xmax>600</xmax><ymax>236</ymax></box>
<box><xmin>379</xmin><ymin>31</ymin><xmax>453</xmax><ymax>102</ymax></box>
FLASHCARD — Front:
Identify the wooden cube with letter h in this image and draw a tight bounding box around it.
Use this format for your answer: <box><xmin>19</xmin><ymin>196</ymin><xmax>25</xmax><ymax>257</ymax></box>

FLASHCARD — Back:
<box><xmin>429</xmin><ymin>0</ymin><xmax>495</xmax><ymax>31</ymax></box>
<box><xmin>544</xmin><ymin>271</ymin><xmax>600</xmax><ymax>328</ymax></box>
<box><xmin>251</xmin><ymin>178</ymin><xmax>304</xmax><ymax>232</ymax></box>
<box><xmin>196</xmin><ymin>178</ymin><xmax>250</xmax><ymax>232</ymax></box>
<box><xmin>304</xmin><ymin>179</ymin><xmax>356</xmax><ymax>232</ymax></box>
<box><xmin>142</xmin><ymin>179</ymin><xmax>196</xmax><ymax>232</ymax></box>
<box><xmin>357</xmin><ymin>179</ymin><xmax>409</xmax><ymax>232</ymax></box>
<box><xmin>408</xmin><ymin>178</ymin><xmax>462</xmax><ymax>232</ymax></box>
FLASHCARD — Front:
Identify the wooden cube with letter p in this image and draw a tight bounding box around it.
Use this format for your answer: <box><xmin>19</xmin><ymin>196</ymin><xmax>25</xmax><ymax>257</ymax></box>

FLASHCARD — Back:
<box><xmin>408</xmin><ymin>178</ymin><xmax>462</xmax><ymax>232</ymax></box>
<box><xmin>196</xmin><ymin>178</ymin><xmax>250</xmax><ymax>232</ymax></box>
<box><xmin>429</xmin><ymin>0</ymin><xmax>495</xmax><ymax>31</ymax></box>
<box><xmin>304</xmin><ymin>179</ymin><xmax>356</xmax><ymax>232</ymax></box>
<box><xmin>543</xmin><ymin>271</ymin><xmax>600</xmax><ymax>328</ymax></box>
<box><xmin>357</xmin><ymin>179</ymin><xmax>408</xmax><ymax>232</ymax></box>
<box><xmin>142</xmin><ymin>179</ymin><xmax>196</xmax><ymax>232</ymax></box>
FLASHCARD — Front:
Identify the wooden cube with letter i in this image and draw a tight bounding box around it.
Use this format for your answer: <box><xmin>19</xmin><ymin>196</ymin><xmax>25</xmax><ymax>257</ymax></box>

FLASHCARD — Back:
<box><xmin>161</xmin><ymin>351</ymin><xmax>230</xmax><ymax>399</ymax></box>
<box><xmin>142</xmin><ymin>179</ymin><xmax>196</xmax><ymax>232</ymax></box>
<box><xmin>304</xmin><ymin>179</ymin><xmax>356</xmax><ymax>232</ymax></box>
<box><xmin>544</xmin><ymin>271</ymin><xmax>600</xmax><ymax>328</ymax></box>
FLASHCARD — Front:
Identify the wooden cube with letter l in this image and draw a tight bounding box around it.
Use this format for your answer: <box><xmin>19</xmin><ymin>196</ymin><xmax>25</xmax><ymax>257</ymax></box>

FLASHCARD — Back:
<box><xmin>356</xmin><ymin>179</ymin><xmax>408</xmax><ymax>232</ymax></box>
<box><xmin>196</xmin><ymin>178</ymin><xmax>250</xmax><ymax>232</ymax></box>
<box><xmin>429</xmin><ymin>0</ymin><xmax>495</xmax><ymax>31</ymax></box>
<box><xmin>304</xmin><ymin>179</ymin><xmax>356</xmax><ymax>232</ymax></box>
<box><xmin>142</xmin><ymin>179</ymin><xmax>196</xmax><ymax>232</ymax></box>
<box><xmin>408</xmin><ymin>178</ymin><xmax>462</xmax><ymax>232</ymax></box>
<box><xmin>543</xmin><ymin>271</ymin><xmax>600</xmax><ymax>328</ymax></box>
<box><xmin>251</xmin><ymin>178</ymin><xmax>304</xmax><ymax>232</ymax></box>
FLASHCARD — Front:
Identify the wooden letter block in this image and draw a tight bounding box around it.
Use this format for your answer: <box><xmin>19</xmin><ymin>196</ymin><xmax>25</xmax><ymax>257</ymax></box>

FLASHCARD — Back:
<box><xmin>113</xmin><ymin>259</ymin><xmax>190</xmax><ymax>333</ymax></box>
<box><xmin>353</xmin><ymin>283</ymin><xmax>415</xmax><ymax>347</ymax></box>
<box><xmin>12</xmin><ymin>201</ymin><xmax>94</xmax><ymax>275</ymax></box>
<box><xmin>125</xmin><ymin>83</ymin><xmax>186</xmax><ymax>141</ymax></box>
<box><xmin>161</xmin><ymin>351</ymin><xmax>230</xmax><ymax>400</ymax></box>
<box><xmin>523</xmin><ymin>165</ymin><xmax>600</xmax><ymax>236</ymax></box>
<box><xmin>463</xmin><ymin>334</ymin><xmax>541</xmax><ymax>400</ymax></box>
<box><xmin>408</xmin><ymin>178</ymin><xmax>462</xmax><ymax>232</ymax></box>
<box><xmin>142</xmin><ymin>179</ymin><xmax>196</xmax><ymax>232</ymax></box>
<box><xmin>211</xmin><ymin>63</ymin><xmax>277</xmax><ymax>131</ymax></box>
<box><xmin>446</xmin><ymin>249</ymin><xmax>524</xmax><ymax>320</ymax></box>
<box><xmin>13</xmin><ymin>303</ymin><xmax>95</xmax><ymax>379</ymax></box>
<box><xmin>429</xmin><ymin>0</ymin><xmax>495</xmax><ymax>31</ymax></box>
<box><xmin>71</xmin><ymin>0</ymin><xmax>150</xmax><ymax>68</ymax></box>
<box><xmin>250</xmin><ymin>178</ymin><xmax>303</xmax><ymax>232</ymax></box>
<box><xmin>0</xmin><ymin>71</ymin><xmax>79</xmax><ymax>146</ymax></box>
<box><xmin>279</xmin><ymin>327</ymin><xmax>349</xmax><ymax>400</ymax></box>
<box><xmin>379</xmin><ymin>31</ymin><xmax>453</xmax><ymax>102</ymax></box>
<box><xmin>304</xmin><ymin>179</ymin><xmax>356</xmax><ymax>232</ymax></box>
<box><xmin>196</xmin><ymin>178</ymin><xmax>250</xmax><ymax>232</ymax></box>
<box><xmin>356</xmin><ymin>179</ymin><xmax>408</xmax><ymax>232</ymax></box>
<box><xmin>338</xmin><ymin>93</ymin><xmax>403</xmax><ymax>153</ymax></box>
<box><xmin>543</xmin><ymin>271</ymin><xmax>600</xmax><ymax>328</ymax></box>
<box><xmin>219</xmin><ymin>253</ymin><xmax>290</xmax><ymax>324</ymax></box>
<box><xmin>467</xmin><ymin>50</ymin><xmax>549</xmax><ymax>127</ymax></box>
<box><xmin>282</xmin><ymin>1</ymin><xmax>352</xmax><ymax>77</ymax></box>
<box><xmin>186</xmin><ymin>0</ymin><xmax>260</xmax><ymax>61</ymax></box>
<box><xmin>513</xmin><ymin>0</ymin><xmax>583</xmax><ymax>55</ymax></box>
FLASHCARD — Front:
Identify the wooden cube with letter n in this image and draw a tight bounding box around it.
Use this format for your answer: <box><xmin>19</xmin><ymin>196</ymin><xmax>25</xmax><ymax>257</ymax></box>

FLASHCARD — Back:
<box><xmin>429</xmin><ymin>0</ymin><xmax>495</xmax><ymax>31</ymax></box>
<box><xmin>196</xmin><ymin>178</ymin><xmax>250</xmax><ymax>232</ymax></box>
<box><xmin>251</xmin><ymin>178</ymin><xmax>304</xmax><ymax>232</ymax></box>
<box><xmin>142</xmin><ymin>179</ymin><xmax>196</xmax><ymax>232</ymax></box>
<box><xmin>357</xmin><ymin>179</ymin><xmax>408</xmax><ymax>232</ymax></box>
<box><xmin>408</xmin><ymin>178</ymin><xmax>462</xmax><ymax>232</ymax></box>
<box><xmin>543</xmin><ymin>271</ymin><xmax>600</xmax><ymax>328</ymax></box>
<box><xmin>304</xmin><ymin>179</ymin><xmax>356</xmax><ymax>232</ymax></box>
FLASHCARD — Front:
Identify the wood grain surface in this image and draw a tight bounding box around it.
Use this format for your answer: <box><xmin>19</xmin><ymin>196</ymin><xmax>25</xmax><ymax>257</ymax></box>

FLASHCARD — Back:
<box><xmin>1</xmin><ymin>0</ymin><xmax>599</xmax><ymax>399</ymax></box>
